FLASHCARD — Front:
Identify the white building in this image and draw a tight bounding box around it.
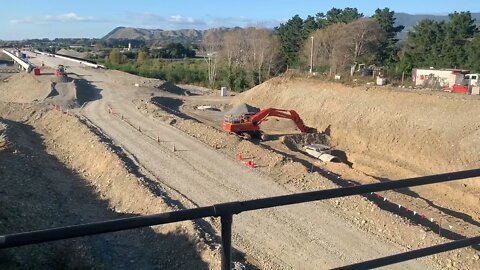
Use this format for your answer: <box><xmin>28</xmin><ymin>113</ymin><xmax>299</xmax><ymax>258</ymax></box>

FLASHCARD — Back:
<box><xmin>412</xmin><ymin>68</ymin><xmax>469</xmax><ymax>90</ymax></box>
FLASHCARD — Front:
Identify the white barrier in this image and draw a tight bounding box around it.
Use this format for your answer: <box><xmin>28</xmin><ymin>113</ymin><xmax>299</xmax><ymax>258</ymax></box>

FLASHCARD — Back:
<box><xmin>34</xmin><ymin>50</ymin><xmax>105</xmax><ymax>69</ymax></box>
<box><xmin>2</xmin><ymin>49</ymin><xmax>32</xmax><ymax>71</ymax></box>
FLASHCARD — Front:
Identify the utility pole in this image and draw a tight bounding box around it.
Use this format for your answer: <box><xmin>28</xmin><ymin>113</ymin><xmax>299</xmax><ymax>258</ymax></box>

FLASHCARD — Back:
<box><xmin>309</xmin><ymin>36</ymin><xmax>314</xmax><ymax>74</ymax></box>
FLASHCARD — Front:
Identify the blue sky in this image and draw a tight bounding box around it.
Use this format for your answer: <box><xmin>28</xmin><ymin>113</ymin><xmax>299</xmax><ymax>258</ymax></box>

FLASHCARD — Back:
<box><xmin>1</xmin><ymin>0</ymin><xmax>479</xmax><ymax>40</ymax></box>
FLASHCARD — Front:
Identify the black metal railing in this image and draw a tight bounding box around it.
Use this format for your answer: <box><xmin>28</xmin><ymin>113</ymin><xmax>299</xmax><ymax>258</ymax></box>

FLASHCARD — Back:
<box><xmin>1</xmin><ymin>169</ymin><xmax>480</xmax><ymax>269</ymax></box>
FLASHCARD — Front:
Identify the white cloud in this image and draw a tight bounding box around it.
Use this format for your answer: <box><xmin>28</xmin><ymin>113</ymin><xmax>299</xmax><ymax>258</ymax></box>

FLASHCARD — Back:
<box><xmin>128</xmin><ymin>13</ymin><xmax>207</xmax><ymax>28</ymax></box>
<box><xmin>8</xmin><ymin>12</ymin><xmax>284</xmax><ymax>31</ymax></box>
<box><xmin>128</xmin><ymin>13</ymin><xmax>283</xmax><ymax>29</ymax></box>
<box><xmin>9</xmin><ymin>13</ymin><xmax>103</xmax><ymax>24</ymax></box>
<box><xmin>208</xmin><ymin>17</ymin><xmax>284</xmax><ymax>29</ymax></box>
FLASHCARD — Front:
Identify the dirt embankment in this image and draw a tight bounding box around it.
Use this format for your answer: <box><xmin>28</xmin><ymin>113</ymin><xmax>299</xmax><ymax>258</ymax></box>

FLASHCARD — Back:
<box><xmin>234</xmin><ymin>76</ymin><xmax>480</xmax><ymax>177</ymax></box>
<box><xmin>0</xmin><ymin>103</ymin><xmax>218</xmax><ymax>269</ymax></box>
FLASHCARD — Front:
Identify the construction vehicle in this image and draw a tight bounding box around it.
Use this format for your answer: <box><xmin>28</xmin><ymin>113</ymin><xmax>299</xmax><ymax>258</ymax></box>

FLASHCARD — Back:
<box><xmin>55</xmin><ymin>65</ymin><xmax>67</xmax><ymax>82</ymax></box>
<box><xmin>223</xmin><ymin>107</ymin><xmax>313</xmax><ymax>140</ymax></box>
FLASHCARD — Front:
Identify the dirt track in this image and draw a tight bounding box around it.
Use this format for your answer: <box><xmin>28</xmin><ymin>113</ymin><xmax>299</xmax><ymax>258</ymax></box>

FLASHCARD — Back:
<box><xmin>0</xmin><ymin>104</ymin><xmax>214</xmax><ymax>269</ymax></box>
<box><xmin>17</xmin><ymin>56</ymin><xmax>446</xmax><ymax>269</ymax></box>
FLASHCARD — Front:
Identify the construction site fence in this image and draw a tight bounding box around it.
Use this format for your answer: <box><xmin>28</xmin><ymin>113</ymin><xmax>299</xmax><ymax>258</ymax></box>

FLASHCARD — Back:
<box><xmin>1</xmin><ymin>169</ymin><xmax>479</xmax><ymax>269</ymax></box>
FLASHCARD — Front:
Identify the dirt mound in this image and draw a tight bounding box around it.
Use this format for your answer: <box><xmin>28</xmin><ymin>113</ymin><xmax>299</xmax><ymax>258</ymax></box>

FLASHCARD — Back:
<box><xmin>0</xmin><ymin>73</ymin><xmax>51</xmax><ymax>103</ymax></box>
<box><xmin>41</xmin><ymin>79</ymin><xmax>101</xmax><ymax>109</ymax></box>
<box><xmin>104</xmin><ymin>70</ymin><xmax>164</xmax><ymax>88</ymax></box>
<box><xmin>43</xmin><ymin>81</ymin><xmax>77</xmax><ymax>108</ymax></box>
<box><xmin>158</xmin><ymin>81</ymin><xmax>188</xmax><ymax>95</ymax></box>
<box><xmin>56</xmin><ymin>48</ymin><xmax>88</xmax><ymax>59</ymax></box>
<box><xmin>225</xmin><ymin>102</ymin><xmax>259</xmax><ymax>116</ymax></box>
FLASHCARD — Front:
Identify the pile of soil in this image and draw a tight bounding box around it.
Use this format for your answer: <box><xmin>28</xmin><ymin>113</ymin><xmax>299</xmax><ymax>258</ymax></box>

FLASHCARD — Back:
<box><xmin>158</xmin><ymin>81</ymin><xmax>188</xmax><ymax>95</ymax></box>
<box><xmin>43</xmin><ymin>81</ymin><xmax>78</xmax><ymax>109</ymax></box>
<box><xmin>0</xmin><ymin>73</ymin><xmax>51</xmax><ymax>103</ymax></box>
<box><xmin>56</xmin><ymin>49</ymin><xmax>88</xmax><ymax>59</ymax></box>
<box><xmin>104</xmin><ymin>70</ymin><xmax>164</xmax><ymax>89</ymax></box>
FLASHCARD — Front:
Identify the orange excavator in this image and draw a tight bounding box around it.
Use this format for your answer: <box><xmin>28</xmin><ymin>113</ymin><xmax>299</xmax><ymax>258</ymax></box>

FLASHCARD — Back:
<box><xmin>223</xmin><ymin>108</ymin><xmax>313</xmax><ymax>140</ymax></box>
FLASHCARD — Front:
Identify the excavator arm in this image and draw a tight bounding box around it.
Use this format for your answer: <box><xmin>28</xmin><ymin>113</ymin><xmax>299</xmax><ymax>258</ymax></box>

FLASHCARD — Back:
<box><xmin>251</xmin><ymin>108</ymin><xmax>310</xmax><ymax>133</ymax></box>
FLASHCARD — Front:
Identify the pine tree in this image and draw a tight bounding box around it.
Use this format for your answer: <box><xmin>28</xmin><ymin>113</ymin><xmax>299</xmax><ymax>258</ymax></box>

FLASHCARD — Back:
<box><xmin>373</xmin><ymin>8</ymin><xmax>404</xmax><ymax>66</ymax></box>
<box><xmin>441</xmin><ymin>12</ymin><xmax>478</xmax><ymax>68</ymax></box>
<box><xmin>466</xmin><ymin>34</ymin><xmax>480</xmax><ymax>72</ymax></box>
<box><xmin>315</xmin><ymin>8</ymin><xmax>363</xmax><ymax>27</ymax></box>
<box><xmin>275</xmin><ymin>15</ymin><xmax>304</xmax><ymax>67</ymax></box>
<box><xmin>400</xmin><ymin>20</ymin><xmax>445</xmax><ymax>70</ymax></box>
<box><xmin>303</xmin><ymin>15</ymin><xmax>318</xmax><ymax>39</ymax></box>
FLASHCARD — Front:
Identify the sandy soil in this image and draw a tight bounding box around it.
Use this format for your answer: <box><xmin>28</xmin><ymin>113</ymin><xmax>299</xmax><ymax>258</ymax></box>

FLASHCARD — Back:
<box><xmin>136</xmin><ymin>97</ymin><xmax>479</xmax><ymax>270</ymax></box>
<box><xmin>2</xmin><ymin>52</ymin><xmax>477</xmax><ymax>269</ymax></box>
<box><xmin>75</xmin><ymin>72</ymin><xmax>429</xmax><ymax>269</ymax></box>
<box><xmin>0</xmin><ymin>73</ymin><xmax>51</xmax><ymax>103</ymax></box>
<box><xmin>131</xmin><ymin>75</ymin><xmax>480</xmax><ymax>269</ymax></box>
<box><xmin>0</xmin><ymin>106</ymin><xmax>218</xmax><ymax>267</ymax></box>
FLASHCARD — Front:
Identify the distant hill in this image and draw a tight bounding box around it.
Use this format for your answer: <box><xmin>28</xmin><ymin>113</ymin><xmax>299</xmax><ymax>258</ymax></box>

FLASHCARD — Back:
<box><xmin>102</xmin><ymin>27</ymin><xmax>207</xmax><ymax>43</ymax></box>
<box><xmin>103</xmin><ymin>13</ymin><xmax>480</xmax><ymax>43</ymax></box>
<box><xmin>394</xmin><ymin>12</ymin><xmax>480</xmax><ymax>39</ymax></box>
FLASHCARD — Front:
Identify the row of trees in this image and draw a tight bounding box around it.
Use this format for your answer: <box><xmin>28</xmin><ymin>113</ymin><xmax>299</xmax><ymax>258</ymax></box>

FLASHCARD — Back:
<box><xmin>276</xmin><ymin>8</ymin><xmax>366</xmax><ymax>67</ymax></box>
<box><xmin>202</xmin><ymin>28</ymin><xmax>281</xmax><ymax>90</ymax></box>
<box><xmin>276</xmin><ymin>8</ymin><xmax>405</xmax><ymax>75</ymax></box>
<box><xmin>400</xmin><ymin>12</ymin><xmax>480</xmax><ymax>72</ymax></box>
<box><xmin>106</xmin><ymin>8</ymin><xmax>479</xmax><ymax>91</ymax></box>
<box><xmin>106</xmin><ymin>28</ymin><xmax>282</xmax><ymax>91</ymax></box>
<box><xmin>276</xmin><ymin>8</ymin><xmax>479</xmax><ymax>77</ymax></box>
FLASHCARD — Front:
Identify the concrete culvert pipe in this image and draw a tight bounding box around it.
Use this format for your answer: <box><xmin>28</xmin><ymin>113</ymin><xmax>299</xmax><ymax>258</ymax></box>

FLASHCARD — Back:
<box><xmin>318</xmin><ymin>153</ymin><xmax>341</xmax><ymax>163</ymax></box>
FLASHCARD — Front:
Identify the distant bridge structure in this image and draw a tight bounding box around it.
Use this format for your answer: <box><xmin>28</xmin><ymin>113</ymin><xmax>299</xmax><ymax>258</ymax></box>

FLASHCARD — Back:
<box><xmin>1</xmin><ymin>49</ymin><xmax>33</xmax><ymax>72</ymax></box>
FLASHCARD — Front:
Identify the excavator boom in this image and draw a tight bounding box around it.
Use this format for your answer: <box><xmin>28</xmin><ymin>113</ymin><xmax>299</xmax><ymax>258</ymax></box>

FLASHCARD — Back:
<box><xmin>250</xmin><ymin>108</ymin><xmax>309</xmax><ymax>132</ymax></box>
<box><xmin>223</xmin><ymin>107</ymin><xmax>311</xmax><ymax>139</ymax></box>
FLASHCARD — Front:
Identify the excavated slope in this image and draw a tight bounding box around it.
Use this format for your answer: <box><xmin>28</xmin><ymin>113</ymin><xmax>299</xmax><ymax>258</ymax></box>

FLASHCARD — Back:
<box><xmin>234</xmin><ymin>76</ymin><xmax>480</xmax><ymax>178</ymax></box>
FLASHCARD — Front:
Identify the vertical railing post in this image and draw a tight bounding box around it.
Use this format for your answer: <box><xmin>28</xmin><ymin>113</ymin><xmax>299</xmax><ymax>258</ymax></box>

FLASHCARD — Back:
<box><xmin>221</xmin><ymin>214</ymin><xmax>233</xmax><ymax>270</ymax></box>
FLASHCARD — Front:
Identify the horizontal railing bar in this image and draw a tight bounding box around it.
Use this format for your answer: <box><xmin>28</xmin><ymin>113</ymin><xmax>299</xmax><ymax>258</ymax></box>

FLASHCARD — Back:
<box><xmin>233</xmin><ymin>168</ymin><xmax>480</xmax><ymax>213</ymax></box>
<box><xmin>1</xmin><ymin>168</ymin><xmax>479</xmax><ymax>249</ymax></box>
<box><xmin>333</xmin><ymin>235</ymin><xmax>480</xmax><ymax>269</ymax></box>
<box><xmin>0</xmin><ymin>206</ymin><xmax>216</xmax><ymax>249</ymax></box>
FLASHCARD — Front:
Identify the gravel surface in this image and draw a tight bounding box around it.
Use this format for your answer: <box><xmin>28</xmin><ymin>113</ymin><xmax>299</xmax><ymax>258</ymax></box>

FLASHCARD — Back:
<box><xmin>21</xmin><ymin>54</ymin><xmax>443</xmax><ymax>269</ymax></box>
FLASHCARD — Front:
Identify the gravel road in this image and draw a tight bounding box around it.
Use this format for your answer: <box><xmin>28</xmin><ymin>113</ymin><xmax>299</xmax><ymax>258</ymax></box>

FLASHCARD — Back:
<box><xmin>28</xmin><ymin>53</ymin><xmax>437</xmax><ymax>269</ymax></box>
